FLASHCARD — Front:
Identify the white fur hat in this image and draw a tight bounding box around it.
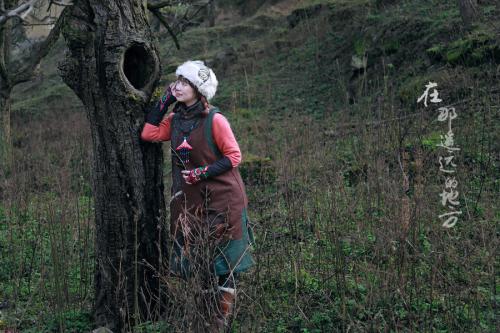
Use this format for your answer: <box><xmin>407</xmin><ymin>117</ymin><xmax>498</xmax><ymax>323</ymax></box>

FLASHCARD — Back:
<box><xmin>175</xmin><ymin>60</ymin><xmax>218</xmax><ymax>101</ymax></box>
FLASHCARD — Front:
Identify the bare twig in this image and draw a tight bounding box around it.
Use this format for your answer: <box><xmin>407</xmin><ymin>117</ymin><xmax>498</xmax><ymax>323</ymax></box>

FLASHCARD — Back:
<box><xmin>12</xmin><ymin>5</ymin><xmax>69</xmax><ymax>85</ymax></box>
<box><xmin>0</xmin><ymin>21</ymin><xmax>10</xmax><ymax>83</ymax></box>
<box><xmin>49</xmin><ymin>0</ymin><xmax>73</xmax><ymax>7</ymax></box>
<box><xmin>145</xmin><ymin>0</ymin><xmax>212</xmax><ymax>50</ymax></box>
<box><xmin>167</xmin><ymin>0</ymin><xmax>210</xmax><ymax>38</ymax></box>
<box><xmin>0</xmin><ymin>0</ymin><xmax>72</xmax><ymax>27</ymax></box>
<box><xmin>0</xmin><ymin>0</ymin><xmax>38</xmax><ymax>26</ymax></box>
<box><xmin>151</xmin><ymin>8</ymin><xmax>180</xmax><ymax>50</ymax></box>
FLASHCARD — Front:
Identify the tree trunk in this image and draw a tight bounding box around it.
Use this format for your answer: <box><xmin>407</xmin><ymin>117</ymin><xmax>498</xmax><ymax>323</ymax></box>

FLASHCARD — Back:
<box><xmin>59</xmin><ymin>1</ymin><xmax>167</xmax><ymax>331</ymax></box>
<box><xmin>458</xmin><ymin>0</ymin><xmax>479</xmax><ymax>29</ymax></box>
<box><xmin>208</xmin><ymin>0</ymin><xmax>216</xmax><ymax>27</ymax></box>
<box><xmin>0</xmin><ymin>2</ymin><xmax>14</xmax><ymax>176</ymax></box>
<box><xmin>0</xmin><ymin>85</ymin><xmax>12</xmax><ymax>177</ymax></box>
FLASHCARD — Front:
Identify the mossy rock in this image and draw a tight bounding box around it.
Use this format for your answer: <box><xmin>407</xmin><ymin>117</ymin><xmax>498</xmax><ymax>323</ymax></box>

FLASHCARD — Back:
<box><xmin>427</xmin><ymin>31</ymin><xmax>500</xmax><ymax>66</ymax></box>
<box><xmin>286</xmin><ymin>4</ymin><xmax>325</xmax><ymax>29</ymax></box>
<box><xmin>353</xmin><ymin>37</ymin><xmax>368</xmax><ymax>57</ymax></box>
<box><xmin>239</xmin><ymin>153</ymin><xmax>275</xmax><ymax>185</ymax></box>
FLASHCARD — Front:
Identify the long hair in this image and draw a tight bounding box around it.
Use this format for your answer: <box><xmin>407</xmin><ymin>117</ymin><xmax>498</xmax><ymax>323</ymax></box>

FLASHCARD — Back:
<box><xmin>200</xmin><ymin>95</ymin><xmax>210</xmax><ymax>116</ymax></box>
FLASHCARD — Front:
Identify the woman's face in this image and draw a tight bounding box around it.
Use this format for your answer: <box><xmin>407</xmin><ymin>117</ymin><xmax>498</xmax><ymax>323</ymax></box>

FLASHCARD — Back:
<box><xmin>172</xmin><ymin>77</ymin><xmax>198</xmax><ymax>106</ymax></box>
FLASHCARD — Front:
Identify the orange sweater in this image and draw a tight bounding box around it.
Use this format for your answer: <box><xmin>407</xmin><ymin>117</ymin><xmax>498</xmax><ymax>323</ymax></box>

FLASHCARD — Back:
<box><xmin>141</xmin><ymin>113</ymin><xmax>242</xmax><ymax>167</ymax></box>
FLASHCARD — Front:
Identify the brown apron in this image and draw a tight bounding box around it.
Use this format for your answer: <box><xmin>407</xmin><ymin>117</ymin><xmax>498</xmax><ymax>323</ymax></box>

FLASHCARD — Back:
<box><xmin>169</xmin><ymin>107</ymin><xmax>248</xmax><ymax>240</ymax></box>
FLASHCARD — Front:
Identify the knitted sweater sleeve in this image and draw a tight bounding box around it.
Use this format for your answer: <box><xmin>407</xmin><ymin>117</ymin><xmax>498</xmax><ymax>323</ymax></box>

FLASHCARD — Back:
<box><xmin>212</xmin><ymin>113</ymin><xmax>242</xmax><ymax>168</ymax></box>
<box><xmin>140</xmin><ymin>113</ymin><xmax>174</xmax><ymax>142</ymax></box>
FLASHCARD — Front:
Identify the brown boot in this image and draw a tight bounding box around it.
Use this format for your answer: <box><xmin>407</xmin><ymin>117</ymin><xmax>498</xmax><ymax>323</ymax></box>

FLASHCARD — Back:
<box><xmin>214</xmin><ymin>287</ymin><xmax>235</xmax><ymax>332</ymax></box>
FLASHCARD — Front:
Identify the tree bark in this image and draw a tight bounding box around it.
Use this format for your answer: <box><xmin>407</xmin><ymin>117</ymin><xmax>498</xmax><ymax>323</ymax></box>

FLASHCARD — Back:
<box><xmin>208</xmin><ymin>0</ymin><xmax>216</xmax><ymax>27</ymax></box>
<box><xmin>0</xmin><ymin>86</ymin><xmax>12</xmax><ymax>176</ymax></box>
<box><xmin>458</xmin><ymin>0</ymin><xmax>479</xmax><ymax>29</ymax></box>
<box><xmin>0</xmin><ymin>0</ymin><xmax>14</xmax><ymax>175</ymax></box>
<box><xmin>59</xmin><ymin>1</ymin><xmax>167</xmax><ymax>331</ymax></box>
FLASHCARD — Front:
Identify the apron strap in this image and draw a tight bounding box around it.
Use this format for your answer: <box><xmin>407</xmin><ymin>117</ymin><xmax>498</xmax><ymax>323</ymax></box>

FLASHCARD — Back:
<box><xmin>204</xmin><ymin>107</ymin><xmax>224</xmax><ymax>159</ymax></box>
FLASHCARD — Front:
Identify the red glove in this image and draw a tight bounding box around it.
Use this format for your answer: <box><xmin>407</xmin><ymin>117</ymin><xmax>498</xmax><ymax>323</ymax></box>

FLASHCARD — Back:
<box><xmin>181</xmin><ymin>166</ymin><xmax>209</xmax><ymax>185</ymax></box>
<box><xmin>145</xmin><ymin>85</ymin><xmax>177</xmax><ymax>126</ymax></box>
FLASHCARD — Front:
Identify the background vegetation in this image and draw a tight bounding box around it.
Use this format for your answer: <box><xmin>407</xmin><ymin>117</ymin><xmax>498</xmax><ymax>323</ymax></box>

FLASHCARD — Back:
<box><xmin>1</xmin><ymin>0</ymin><xmax>498</xmax><ymax>331</ymax></box>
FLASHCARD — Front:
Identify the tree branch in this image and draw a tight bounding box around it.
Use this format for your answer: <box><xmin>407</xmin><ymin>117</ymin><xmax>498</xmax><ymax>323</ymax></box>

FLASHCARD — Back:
<box><xmin>150</xmin><ymin>8</ymin><xmax>180</xmax><ymax>50</ymax></box>
<box><xmin>145</xmin><ymin>0</ymin><xmax>213</xmax><ymax>50</ymax></box>
<box><xmin>0</xmin><ymin>20</ymin><xmax>10</xmax><ymax>83</ymax></box>
<box><xmin>0</xmin><ymin>0</ymin><xmax>38</xmax><ymax>27</ymax></box>
<box><xmin>176</xmin><ymin>0</ymin><xmax>210</xmax><ymax>30</ymax></box>
<box><xmin>13</xmin><ymin>5</ymin><xmax>69</xmax><ymax>85</ymax></box>
<box><xmin>147</xmin><ymin>0</ymin><xmax>174</xmax><ymax>10</ymax></box>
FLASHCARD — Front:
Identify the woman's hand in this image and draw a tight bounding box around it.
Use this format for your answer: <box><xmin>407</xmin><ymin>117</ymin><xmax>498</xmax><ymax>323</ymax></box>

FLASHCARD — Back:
<box><xmin>170</xmin><ymin>81</ymin><xmax>180</xmax><ymax>100</ymax></box>
<box><xmin>161</xmin><ymin>83</ymin><xmax>176</xmax><ymax>107</ymax></box>
<box><xmin>182</xmin><ymin>166</ymin><xmax>209</xmax><ymax>185</ymax></box>
<box><xmin>145</xmin><ymin>83</ymin><xmax>177</xmax><ymax>126</ymax></box>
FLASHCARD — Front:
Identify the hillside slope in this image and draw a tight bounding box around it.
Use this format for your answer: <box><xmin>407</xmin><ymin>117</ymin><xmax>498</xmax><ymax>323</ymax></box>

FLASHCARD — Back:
<box><xmin>4</xmin><ymin>0</ymin><xmax>499</xmax><ymax>331</ymax></box>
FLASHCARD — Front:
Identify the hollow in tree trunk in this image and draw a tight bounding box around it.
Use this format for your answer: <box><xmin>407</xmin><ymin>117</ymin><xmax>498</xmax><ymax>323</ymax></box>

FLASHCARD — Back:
<box><xmin>59</xmin><ymin>1</ymin><xmax>167</xmax><ymax>331</ymax></box>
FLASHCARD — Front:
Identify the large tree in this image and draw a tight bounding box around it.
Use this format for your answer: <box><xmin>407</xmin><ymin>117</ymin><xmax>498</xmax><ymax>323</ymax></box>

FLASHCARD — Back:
<box><xmin>59</xmin><ymin>0</ymin><xmax>214</xmax><ymax>330</ymax></box>
<box><xmin>59</xmin><ymin>1</ymin><xmax>167</xmax><ymax>330</ymax></box>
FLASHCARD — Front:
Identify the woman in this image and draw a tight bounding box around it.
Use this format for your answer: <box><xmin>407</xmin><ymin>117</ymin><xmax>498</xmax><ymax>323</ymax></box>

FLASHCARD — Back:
<box><xmin>141</xmin><ymin>60</ymin><xmax>254</xmax><ymax>329</ymax></box>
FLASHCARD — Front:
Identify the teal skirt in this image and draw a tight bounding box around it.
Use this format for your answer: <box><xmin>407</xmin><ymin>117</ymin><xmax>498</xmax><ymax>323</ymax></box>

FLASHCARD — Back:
<box><xmin>169</xmin><ymin>208</ymin><xmax>255</xmax><ymax>278</ymax></box>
